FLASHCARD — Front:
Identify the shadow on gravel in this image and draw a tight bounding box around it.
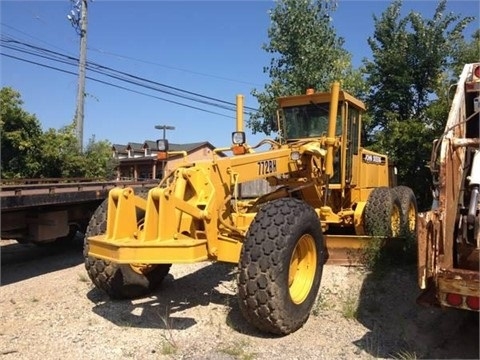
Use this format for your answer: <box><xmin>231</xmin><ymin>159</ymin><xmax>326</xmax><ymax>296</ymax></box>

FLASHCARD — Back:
<box><xmin>87</xmin><ymin>262</ymin><xmax>242</xmax><ymax>331</ymax></box>
<box><xmin>1</xmin><ymin>237</ymin><xmax>84</xmax><ymax>285</ymax></box>
<box><xmin>354</xmin><ymin>265</ymin><xmax>479</xmax><ymax>359</ymax></box>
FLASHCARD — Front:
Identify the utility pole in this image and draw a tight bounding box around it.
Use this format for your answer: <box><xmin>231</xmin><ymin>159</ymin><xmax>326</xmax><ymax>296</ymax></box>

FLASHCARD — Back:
<box><xmin>68</xmin><ymin>0</ymin><xmax>88</xmax><ymax>152</ymax></box>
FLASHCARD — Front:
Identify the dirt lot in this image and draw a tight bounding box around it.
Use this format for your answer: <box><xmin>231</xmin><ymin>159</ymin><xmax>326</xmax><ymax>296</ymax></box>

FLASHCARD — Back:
<box><xmin>0</xmin><ymin>238</ymin><xmax>479</xmax><ymax>360</ymax></box>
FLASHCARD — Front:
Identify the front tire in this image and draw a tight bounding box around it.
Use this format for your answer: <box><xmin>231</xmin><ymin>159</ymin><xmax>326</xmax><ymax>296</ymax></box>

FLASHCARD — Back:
<box><xmin>237</xmin><ymin>198</ymin><xmax>324</xmax><ymax>335</ymax></box>
<box><xmin>84</xmin><ymin>190</ymin><xmax>171</xmax><ymax>299</ymax></box>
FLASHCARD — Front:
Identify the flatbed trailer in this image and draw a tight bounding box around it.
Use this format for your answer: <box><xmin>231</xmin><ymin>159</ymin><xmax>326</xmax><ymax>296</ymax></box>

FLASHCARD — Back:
<box><xmin>1</xmin><ymin>178</ymin><xmax>157</xmax><ymax>245</ymax></box>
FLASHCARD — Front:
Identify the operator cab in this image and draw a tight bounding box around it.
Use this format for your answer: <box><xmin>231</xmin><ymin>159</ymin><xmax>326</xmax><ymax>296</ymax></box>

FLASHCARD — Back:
<box><xmin>282</xmin><ymin>102</ymin><xmax>337</xmax><ymax>139</ymax></box>
<box><xmin>276</xmin><ymin>86</ymin><xmax>367</xmax><ymax>186</ymax></box>
<box><xmin>276</xmin><ymin>87</ymin><xmax>365</xmax><ymax>143</ymax></box>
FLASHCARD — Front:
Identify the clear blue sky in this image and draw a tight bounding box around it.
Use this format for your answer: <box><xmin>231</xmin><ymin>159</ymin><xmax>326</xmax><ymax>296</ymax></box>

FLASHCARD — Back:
<box><xmin>1</xmin><ymin>0</ymin><xmax>478</xmax><ymax>148</ymax></box>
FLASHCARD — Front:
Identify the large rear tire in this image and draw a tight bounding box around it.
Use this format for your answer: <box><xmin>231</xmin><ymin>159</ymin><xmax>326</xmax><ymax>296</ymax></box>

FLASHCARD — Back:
<box><xmin>237</xmin><ymin>198</ymin><xmax>324</xmax><ymax>335</ymax></box>
<box><xmin>392</xmin><ymin>185</ymin><xmax>418</xmax><ymax>237</ymax></box>
<box><xmin>84</xmin><ymin>189</ymin><xmax>171</xmax><ymax>299</ymax></box>
<box><xmin>364</xmin><ymin>187</ymin><xmax>402</xmax><ymax>238</ymax></box>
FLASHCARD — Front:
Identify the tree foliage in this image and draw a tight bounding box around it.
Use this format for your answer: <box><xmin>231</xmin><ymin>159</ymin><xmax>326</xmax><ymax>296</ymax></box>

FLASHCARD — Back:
<box><xmin>0</xmin><ymin>87</ymin><xmax>43</xmax><ymax>178</ymax></box>
<box><xmin>38</xmin><ymin>124</ymin><xmax>86</xmax><ymax>178</ymax></box>
<box><xmin>363</xmin><ymin>0</ymin><xmax>475</xmax><ymax>210</ymax></box>
<box><xmin>249</xmin><ymin>0</ymin><xmax>366</xmax><ymax>135</ymax></box>
<box><xmin>83</xmin><ymin>136</ymin><xmax>118</xmax><ymax>179</ymax></box>
<box><xmin>0</xmin><ymin>87</ymin><xmax>114</xmax><ymax>180</ymax></box>
<box><xmin>451</xmin><ymin>29</ymin><xmax>480</xmax><ymax>82</ymax></box>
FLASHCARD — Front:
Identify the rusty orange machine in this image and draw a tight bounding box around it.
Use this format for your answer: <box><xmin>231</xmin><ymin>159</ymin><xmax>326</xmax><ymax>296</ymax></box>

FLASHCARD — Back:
<box><xmin>417</xmin><ymin>63</ymin><xmax>480</xmax><ymax>312</ymax></box>
<box><xmin>84</xmin><ymin>82</ymin><xmax>417</xmax><ymax>335</ymax></box>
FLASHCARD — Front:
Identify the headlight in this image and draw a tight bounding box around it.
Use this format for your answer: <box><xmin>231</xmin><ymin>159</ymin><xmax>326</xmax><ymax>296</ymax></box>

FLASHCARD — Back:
<box><xmin>232</xmin><ymin>131</ymin><xmax>246</xmax><ymax>145</ymax></box>
<box><xmin>290</xmin><ymin>151</ymin><xmax>301</xmax><ymax>161</ymax></box>
<box><xmin>156</xmin><ymin>139</ymin><xmax>169</xmax><ymax>151</ymax></box>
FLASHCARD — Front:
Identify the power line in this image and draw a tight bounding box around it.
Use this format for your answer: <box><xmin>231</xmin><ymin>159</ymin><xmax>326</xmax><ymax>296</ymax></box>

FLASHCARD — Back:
<box><xmin>1</xmin><ymin>22</ymin><xmax>263</xmax><ymax>88</ymax></box>
<box><xmin>0</xmin><ymin>52</ymin><xmax>235</xmax><ymax>119</ymax></box>
<box><xmin>0</xmin><ymin>22</ymin><xmax>77</xmax><ymax>57</ymax></box>
<box><xmin>1</xmin><ymin>35</ymin><xmax>259</xmax><ymax>114</ymax></box>
<box><xmin>88</xmin><ymin>47</ymin><xmax>264</xmax><ymax>88</ymax></box>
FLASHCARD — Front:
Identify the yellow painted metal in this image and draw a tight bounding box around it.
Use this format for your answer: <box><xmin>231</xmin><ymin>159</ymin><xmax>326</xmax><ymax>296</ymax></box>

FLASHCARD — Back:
<box><xmin>289</xmin><ymin>234</ymin><xmax>317</xmax><ymax>304</ymax></box>
<box><xmin>353</xmin><ymin>201</ymin><xmax>367</xmax><ymax>235</ymax></box>
<box><xmin>236</xmin><ymin>94</ymin><xmax>244</xmax><ymax>132</ymax></box>
<box><xmin>216</xmin><ymin>235</ymin><xmax>244</xmax><ymax>263</ymax></box>
<box><xmin>276</xmin><ymin>89</ymin><xmax>366</xmax><ymax>111</ymax></box>
<box><xmin>325</xmin><ymin>82</ymin><xmax>340</xmax><ymax>177</ymax></box>
<box><xmin>320</xmin><ymin>206</ymin><xmax>341</xmax><ymax>223</ymax></box>
<box><xmin>106</xmin><ymin>187</ymin><xmax>139</xmax><ymax>240</ymax></box>
<box><xmin>87</xmin><ymin>82</ymin><xmax>398</xmax><ymax>269</ymax></box>
<box><xmin>88</xmin><ymin>234</ymin><xmax>209</xmax><ymax>264</ymax></box>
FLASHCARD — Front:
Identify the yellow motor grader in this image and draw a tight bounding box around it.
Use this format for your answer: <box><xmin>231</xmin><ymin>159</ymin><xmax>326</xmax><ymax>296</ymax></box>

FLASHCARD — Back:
<box><xmin>84</xmin><ymin>82</ymin><xmax>417</xmax><ymax>335</ymax></box>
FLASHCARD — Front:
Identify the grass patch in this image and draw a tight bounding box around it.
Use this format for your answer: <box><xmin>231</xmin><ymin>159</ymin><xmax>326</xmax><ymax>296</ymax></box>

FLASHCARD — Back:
<box><xmin>312</xmin><ymin>288</ymin><xmax>335</xmax><ymax>316</ymax></box>
<box><xmin>341</xmin><ymin>292</ymin><xmax>359</xmax><ymax>320</ymax></box>
<box><xmin>77</xmin><ymin>273</ymin><xmax>89</xmax><ymax>282</ymax></box>
<box><xmin>157</xmin><ymin>306</ymin><xmax>179</xmax><ymax>353</ymax></box>
<box><xmin>359</xmin><ymin>232</ymin><xmax>417</xmax><ymax>276</ymax></box>
<box><xmin>219</xmin><ymin>340</ymin><xmax>256</xmax><ymax>360</ymax></box>
<box><xmin>161</xmin><ymin>341</ymin><xmax>177</xmax><ymax>355</ymax></box>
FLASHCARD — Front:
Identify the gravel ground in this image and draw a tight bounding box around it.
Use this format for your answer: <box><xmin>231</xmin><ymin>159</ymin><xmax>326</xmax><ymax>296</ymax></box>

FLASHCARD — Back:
<box><xmin>0</xmin><ymin>239</ymin><xmax>479</xmax><ymax>360</ymax></box>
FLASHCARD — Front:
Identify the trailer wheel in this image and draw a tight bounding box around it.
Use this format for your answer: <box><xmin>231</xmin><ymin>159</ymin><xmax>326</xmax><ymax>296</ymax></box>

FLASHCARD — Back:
<box><xmin>84</xmin><ymin>190</ymin><xmax>171</xmax><ymax>299</ymax></box>
<box><xmin>392</xmin><ymin>186</ymin><xmax>418</xmax><ymax>236</ymax></box>
<box><xmin>364</xmin><ymin>187</ymin><xmax>402</xmax><ymax>238</ymax></box>
<box><xmin>237</xmin><ymin>198</ymin><xmax>324</xmax><ymax>335</ymax></box>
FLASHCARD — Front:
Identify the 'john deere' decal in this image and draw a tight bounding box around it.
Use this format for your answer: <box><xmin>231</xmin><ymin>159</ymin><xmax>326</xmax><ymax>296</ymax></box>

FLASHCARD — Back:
<box><xmin>362</xmin><ymin>154</ymin><xmax>386</xmax><ymax>165</ymax></box>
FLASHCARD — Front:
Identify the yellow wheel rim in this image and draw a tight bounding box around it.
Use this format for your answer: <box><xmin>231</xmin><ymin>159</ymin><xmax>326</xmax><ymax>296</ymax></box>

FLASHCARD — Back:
<box><xmin>391</xmin><ymin>204</ymin><xmax>401</xmax><ymax>238</ymax></box>
<box><xmin>406</xmin><ymin>203</ymin><xmax>417</xmax><ymax>232</ymax></box>
<box><xmin>288</xmin><ymin>234</ymin><xmax>317</xmax><ymax>304</ymax></box>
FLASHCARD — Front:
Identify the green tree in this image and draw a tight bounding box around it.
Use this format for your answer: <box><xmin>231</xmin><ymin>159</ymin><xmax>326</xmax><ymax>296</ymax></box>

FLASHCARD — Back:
<box><xmin>249</xmin><ymin>0</ymin><xmax>365</xmax><ymax>135</ymax></box>
<box><xmin>0</xmin><ymin>87</ymin><xmax>43</xmax><ymax>178</ymax></box>
<box><xmin>39</xmin><ymin>126</ymin><xmax>115</xmax><ymax>179</ymax></box>
<box><xmin>363</xmin><ymin>0</ymin><xmax>474</xmax><ymax>210</ymax></box>
<box><xmin>38</xmin><ymin>123</ymin><xmax>86</xmax><ymax>178</ymax></box>
<box><xmin>1</xmin><ymin>86</ymin><xmax>116</xmax><ymax>180</ymax></box>
<box><xmin>83</xmin><ymin>136</ymin><xmax>117</xmax><ymax>179</ymax></box>
<box><xmin>426</xmin><ymin>30</ymin><xmax>480</xmax><ymax>139</ymax></box>
<box><xmin>451</xmin><ymin>28</ymin><xmax>480</xmax><ymax>77</ymax></box>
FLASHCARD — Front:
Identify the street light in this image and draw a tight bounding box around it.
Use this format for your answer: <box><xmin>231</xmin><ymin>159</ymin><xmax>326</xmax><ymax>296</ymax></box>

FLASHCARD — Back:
<box><xmin>155</xmin><ymin>125</ymin><xmax>176</xmax><ymax>140</ymax></box>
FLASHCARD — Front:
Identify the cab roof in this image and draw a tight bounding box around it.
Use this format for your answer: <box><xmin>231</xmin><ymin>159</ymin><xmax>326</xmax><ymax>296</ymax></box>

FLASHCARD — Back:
<box><xmin>277</xmin><ymin>90</ymin><xmax>366</xmax><ymax>111</ymax></box>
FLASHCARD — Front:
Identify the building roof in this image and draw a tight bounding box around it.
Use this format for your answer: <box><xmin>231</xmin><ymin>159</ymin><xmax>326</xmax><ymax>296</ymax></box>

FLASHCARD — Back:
<box><xmin>168</xmin><ymin>141</ymin><xmax>216</xmax><ymax>153</ymax></box>
<box><xmin>112</xmin><ymin>141</ymin><xmax>219</xmax><ymax>156</ymax></box>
